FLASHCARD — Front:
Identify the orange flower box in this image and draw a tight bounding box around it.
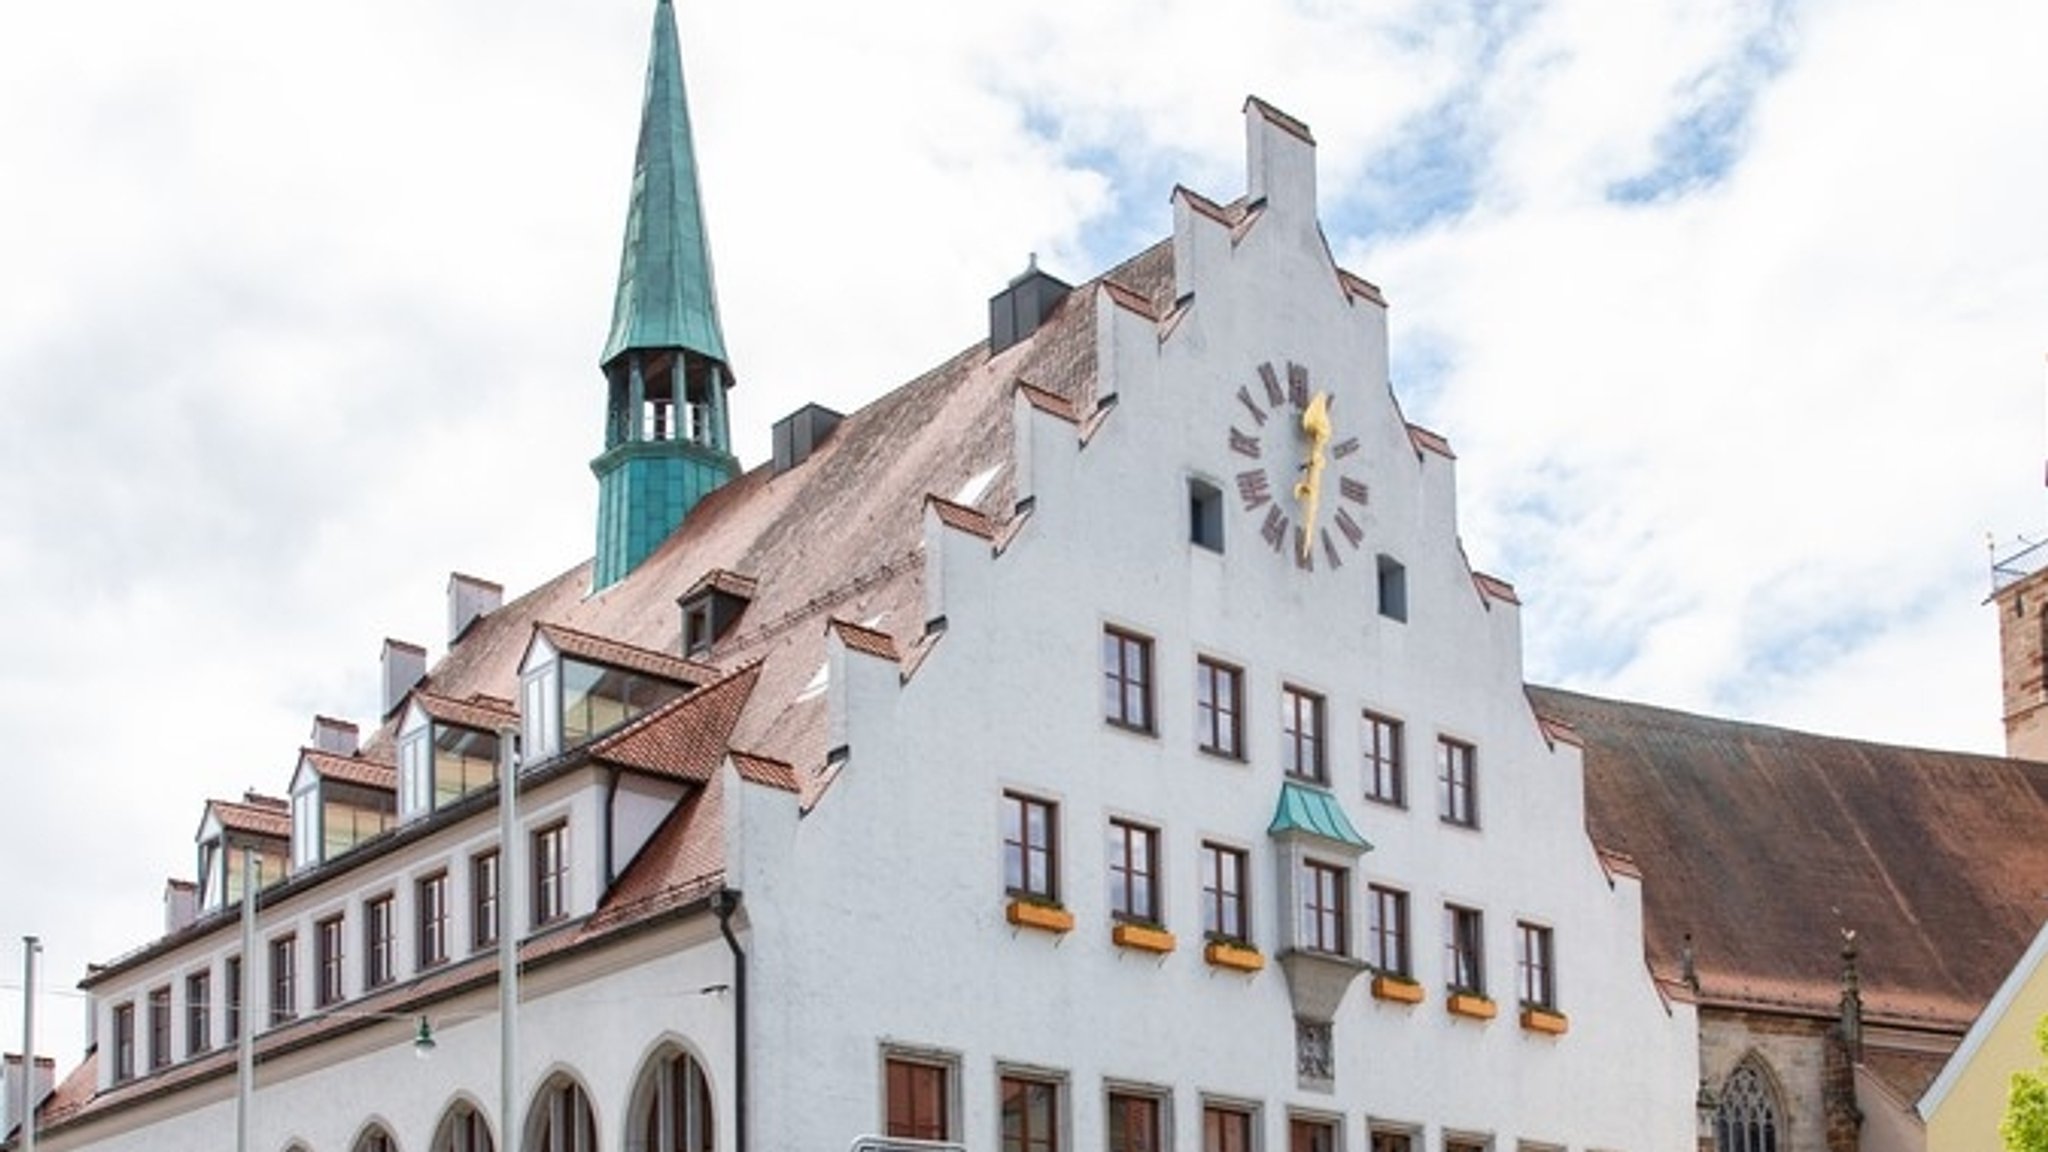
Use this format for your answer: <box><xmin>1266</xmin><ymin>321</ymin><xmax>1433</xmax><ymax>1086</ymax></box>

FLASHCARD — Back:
<box><xmin>1371</xmin><ymin>974</ymin><xmax>1425</xmax><ymax>1004</ymax></box>
<box><xmin>1203</xmin><ymin>939</ymin><xmax>1265</xmax><ymax>972</ymax></box>
<box><xmin>1112</xmin><ymin>922</ymin><xmax>1176</xmax><ymax>954</ymax></box>
<box><xmin>1520</xmin><ymin>1006</ymin><xmax>1569</xmax><ymax>1035</ymax></box>
<box><xmin>1446</xmin><ymin>991</ymin><xmax>1497</xmax><ymax>1020</ymax></box>
<box><xmin>1006</xmin><ymin>899</ymin><xmax>1074</xmax><ymax>934</ymax></box>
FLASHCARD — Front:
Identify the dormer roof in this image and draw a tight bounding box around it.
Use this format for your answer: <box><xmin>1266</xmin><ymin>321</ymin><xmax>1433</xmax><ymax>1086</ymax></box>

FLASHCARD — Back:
<box><xmin>588</xmin><ymin>662</ymin><xmax>764</xmax><ymax>784</ymax></box>
<box><xmin>409</xmin><ymin>689</ymin><xmax>519</xmax><ymax>734</ymax></box>
<box><xmin>199</xmin><ymin>794</ymin><xmax>290</xmax><ymax>842</ymax></box>
<box><xmin>292</xmin><ymin>747</ymin><xmax>397</xmax><ymax>793</ymax></box>
<box><xmin>528</xmin><ymin>621</ymin><xmax>717</xmax><ymax>686</ymax></box>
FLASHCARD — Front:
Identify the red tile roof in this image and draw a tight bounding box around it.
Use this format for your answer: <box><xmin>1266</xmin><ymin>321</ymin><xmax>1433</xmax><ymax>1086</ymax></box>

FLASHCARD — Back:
<box><xmin>207</xmin><ymin>795</ymin><xmax>290</xmax><ymax>840</ymax></box>
<box><xmin>589</xmin><ymin>663</ymin><xmax>761</xmax><ymax>785</ymax></box>
<box><xmin>297</xmin><ymin>747</ymin><xmax>397</xmax><ymax>792</ymax></box>
<box><xmin>410</xmin><ymin>689</ymin><xmax>519</xmax><ymax>732</ymax></box>
<box><xmin>533</xmin><ymin>622</ymin><xmax>717</xmax><ymax>686</ymax></box>
<box><xmin>1531</xmin><ymin>685</ymin><xmax>2048</xmax><ymax>1028</ymax></box>
<box><xmin>831</xmin><ymin>618</ymin><xmax>900</xmax><ymax>663</ymax></box>
<box><xmin>680</xmin><ymin>567</ymin><xmax>758</xmax><ymax>602</ymax></box>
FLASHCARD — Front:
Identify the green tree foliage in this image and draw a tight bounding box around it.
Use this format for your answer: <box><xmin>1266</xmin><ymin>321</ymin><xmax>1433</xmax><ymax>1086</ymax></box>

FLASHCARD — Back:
<box><xmin>2007</xmin><ymin>1015</ymin><xmax>2048</xmax><ymax>1152</ymax></box>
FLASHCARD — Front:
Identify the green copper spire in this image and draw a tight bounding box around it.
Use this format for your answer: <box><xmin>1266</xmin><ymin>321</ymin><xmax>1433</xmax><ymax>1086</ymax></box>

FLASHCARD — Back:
<box><xmin>601</xmin><ymin>0</ymin><xmax>728</xmax><ymax>368</ymax></box>
<box><xmin>591</xmin><ymin>0</ymin><xmax>739</xmax><ymax>592</ymax></box>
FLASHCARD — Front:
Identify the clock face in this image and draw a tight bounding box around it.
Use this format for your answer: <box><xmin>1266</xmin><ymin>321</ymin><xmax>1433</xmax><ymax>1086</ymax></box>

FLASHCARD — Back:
<box><xmin>1226</xmin><ymin>360</ymin><xmax>1368</xmax><ymax>572</ymax></box>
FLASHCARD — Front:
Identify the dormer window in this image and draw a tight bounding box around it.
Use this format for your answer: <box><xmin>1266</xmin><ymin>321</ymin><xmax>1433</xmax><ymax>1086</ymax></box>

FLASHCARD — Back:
<box><xmin>676</xmin><ymin>569</ymin><xmax>756</xmax><ymax>658</ymax></box>
<box><xmin>397</xmin><ymin>694</ymin><xmax>509</xmax><ymax>821</ymax></box>
<box><xmin>197</xmin><ymin>833</ymin><xmax>286</xmax><ymax>911</ymax></box>
<box><xmin>288</xmin><ymin>751</ymin><xmax>396</xmax><ymax>867</ymax></box>
<box><xmin>196</xmin><ymin>795</ymin><xmax>290</xmax><ymax>910</ymax></box>
<box><xmin>521</xmin><ymin>624</ymin><xmax>700</xmax><ymax>761</ymax></box>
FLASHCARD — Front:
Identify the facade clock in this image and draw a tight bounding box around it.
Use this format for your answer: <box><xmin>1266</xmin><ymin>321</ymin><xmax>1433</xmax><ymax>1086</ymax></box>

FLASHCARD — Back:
<box><xmin>1227</xmin><ymin>360</ymin><xmax>1368</xmax><ymax>571</ymax></box>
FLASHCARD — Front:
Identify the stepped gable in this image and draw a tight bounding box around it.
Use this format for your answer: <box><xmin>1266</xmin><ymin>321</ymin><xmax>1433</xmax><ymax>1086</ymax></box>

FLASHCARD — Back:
<box><xmin>1531</xmin><ymin>685</ymin><xmax>2048</xmax><ymax>1029</ymax></box>
<box><xmin>376</xmin><ymin>240</ymin><xmax>1179</xmax><ymax>779</ymax></box>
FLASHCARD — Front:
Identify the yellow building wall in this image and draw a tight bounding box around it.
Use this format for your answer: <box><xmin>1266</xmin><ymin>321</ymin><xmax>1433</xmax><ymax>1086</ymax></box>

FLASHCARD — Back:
<box><xmin>1926</xmin><ymin>955</ymin><xmax>2048</xmax><ymax>1151</ymax></box>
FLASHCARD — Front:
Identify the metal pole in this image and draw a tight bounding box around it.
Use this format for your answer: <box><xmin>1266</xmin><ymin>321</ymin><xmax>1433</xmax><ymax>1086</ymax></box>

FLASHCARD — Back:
<box><xmin>496</xmin><ymin>729</ymin><xmax>521</xmax><ymax>1151</ymax></box>
<box><xmin>236</xmin><ymin>852</ymin><xmax>258</xmax><ymax>1152</ymax></box>
<box><xmin>19</xmin><ymin>935</ymin><xmax>37</xmax><ymax>1152</ymax></box>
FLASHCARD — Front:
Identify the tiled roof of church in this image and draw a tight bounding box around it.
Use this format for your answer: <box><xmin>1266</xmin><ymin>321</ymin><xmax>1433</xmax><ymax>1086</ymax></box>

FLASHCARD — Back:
<box><xmin>1529</xmin><ymin>685</ymin><xmax>2048</xmax><ymax>1030</ymax></box>
<box><xmin>206</xmin><ymin>794</ymin><xmax>291</xmax><ymax>840</ymax></box>
<box><xmin>410</xmin><ymin>690</ymin><xmax>518</xmax><ymax>732</ymax></box>
<box><xmin>297</xmin><ymin>747</ymin><xmax>397</xmax><ymax>792</ymax></box>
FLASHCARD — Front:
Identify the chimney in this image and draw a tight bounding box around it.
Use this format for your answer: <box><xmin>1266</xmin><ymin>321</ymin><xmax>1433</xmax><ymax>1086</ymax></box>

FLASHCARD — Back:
<box><xmin>1</xmin><ymin>1054</ymin><xmax>56</xmax><ymax>1136</ymax></box>
<box><xmin>988</xmin><ymin>256</ymin><xmax>1071</xmax><ymax>355</ymax></box>
<box><xmin>380</xmin><ymin>639</ymin><xmax>427</xmax><ymax>717</ymax></box>
<box><xmin>771</xmin><ymin>404</ymin><xmax>844</xmax><ymax>474</ymax></box>
<box><xmin>308</xmin><ymin>715</ymin><xmax>358</xmax><ymax>756</ymax></box>
<box><xmin>164</xmin><ymin>878</ymin><xmax>198</xmax><ymax>934</ymax></box>
<box><xmin>447</xmin><ymin>572</ymin><xmax>504</xmax><ymax>644</ymax></box>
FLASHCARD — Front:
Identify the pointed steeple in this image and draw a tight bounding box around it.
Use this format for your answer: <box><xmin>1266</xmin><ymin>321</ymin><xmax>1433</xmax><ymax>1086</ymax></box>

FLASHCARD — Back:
<box><xmin>591</xmin><ymin>0</ymin><xmax>738</xmax><ymax>593</ymax></box>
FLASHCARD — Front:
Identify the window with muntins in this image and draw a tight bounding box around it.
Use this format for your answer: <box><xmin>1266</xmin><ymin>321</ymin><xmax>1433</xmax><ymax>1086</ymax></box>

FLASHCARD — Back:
<box><xmin>1517</xmin><ymin>921</ymin><xmax>1555</xmax><ymax>1009</ymax></box>
<box><xmin>885</xmin><ymin>1056</ymin><xmax>951</xmax><ymax>1142</ymax></box>
<box><xmin>1001</xmin><ymin>1075</ymin><xmax>1060</xmax><ymax>1152</ymax></box>
<box><xmin>1363</xmin><ymin>711</ymin><xmax>1404</xmax><ymax>806</ymax></box>
<box><xmin>1290</xmin><ymin>1117</ymin><xmax>1339</xmax><ymax>1152</ymax></box>
<box><xmin>186</xmin><ymin>971</ymin><xmax>211</xmax><ymax>1057</ymax></box>
<box><xmin>1299</xmin><ymin>860</ymin><xmax>1348</xmax><ymax>955</ymax></box>
<box><xmin>1370</xmin><ymin>1130</ymin><xmax>1414</xmax><ymax>1152</ymax></box>
<box><xmin>433</xmin><ymin>726</ymin><xmax>498</xmax><ymax>808</ymax></box>
<box><xmin>1439</xmin><ymin>738</ymin><xmax>1477</xmax><ymax>827</ymax></box>
<box><xmin>432</xmin><ymin>1100</ymin><xmax>493</xmax><ymax>1152</ymax></box>
<box><xmin>1369</xmin><ymin>884</ymin><xmax>1410</xmax><ymax>977</ymax></box>
<box><xmin>634</xmin><ymin>1046</ymin><xmax>714</xmax><ymax>1152</ymax></box>
<box><xmin>1106</xmin><ymin>819</ymin><xmax>1161</xmax><ymax>924</ymax></box>
<box><xmin>147</xmin><ymin>986</ymin><xmax>171</xmax><ymax>1071</ymax></box>
<box><xmin>1003</xmin><ymin>792</ymin><xmax>1059</xmax><ymax>902</ymax></box>
<box><xmin>1200</xmin><ymin>842</ymin><xmax>1249</xmax><ymax>942</ymax></box>
<box><xmin>365</xmin><ymin>894</ymin><xmax>396</xmax><ymax>989</ymax></box>
<box><xmin>1282</xmin><ymin>686</ymin><xmax>1327</xmax><ymax>783</ymax></box>
<box><xmin>112</xmin><ymin>1002</ymin><xmax>135</xmax><ymax>1082</ymax></box>
<box><xmin>472</xmin><ymin>850</ymin><xmax>501</xmax><ymax>951</ymax></box>
<box><xmin>1108</xmin><ymin>1091</ymin><xmax>1163</xmax><ymax>1152</ymax></box>
<box><xmin>269</xmin><ymin>934</ymin><xmax>298</xmax><ymax>1025</ymax></box>
<box><xmin>1203</xmin><ymin>1104</ymin><xmax>1254</xmax><ymax>1152</ymax></box>
<box><xmin>224</xmin><ymin>956</ymin><xmax>242</xmax><ymax>1043</ymax></box>
<box><xmin>1716</xmin><ymin>1062</ymin><xmax>1781</xmax><ymax>1152</ymax></box>
<box><xmin>1445</xmin><ymin>904</ymin><xmax>1485</xmax><ymax>994</ymax></box>
<box><xmin>1102</xmin><ymin>628</ymin><xmax>1155</xmax><ymax>733</ymax></box>
<box><xmin>530</xmin><ymin>1075</ymin><xmax>597</xmax><ymax>1152</ymax></box>
<box><xmin>533</xmin><ymin>822</ymin><xmax>569</xmax><ymax>926</ymax></box>
<box><xmin>316</xmin><ymin>915</ymin><xmax>345</xmax><ymax>1007</ymax></box>
<box><xmin>1195</xmin><ymin>657</ymin><xmax>1244</xmax><ymax>759</ymax></box>
<box><xmin>418</xmin><ymin>872</ymin><xmax>450</xmax><ymax>969</ymax></box>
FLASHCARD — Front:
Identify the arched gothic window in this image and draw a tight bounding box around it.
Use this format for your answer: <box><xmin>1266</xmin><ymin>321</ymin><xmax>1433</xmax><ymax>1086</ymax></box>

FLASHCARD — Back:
<box><xmin>433</xmin><ymin>1099</ymin><xmax>495</xmax><ymax>1152</ymax></box>
<box><xmin>1716</xmin><ymin>1060</ymin><xmax>1782</xmax><ymax>1152</ymax></box>
<box><xmin>352</xmin><ymin>1123</ymin><xmax>400</xmax><ymax>1152</ymax></box>
<box><xmin>627</xmin><ymin>1046</ymin><xmax>715</xmax><ymax>1152</ymax></box>
<box><xmin>526</xmin><ymin>1074</ymin><xmax>598</xmax><ymax>1152</ymax></box>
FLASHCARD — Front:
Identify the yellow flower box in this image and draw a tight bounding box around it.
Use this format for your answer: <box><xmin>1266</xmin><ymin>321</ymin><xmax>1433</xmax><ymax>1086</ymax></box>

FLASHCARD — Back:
<box><xmin>1112</xmin><ymin>922</ymin><xmax>1176</xmax><ymax>954</ymax></box>
<box><xmin>1371</xmin><ymin>974</ymin><xmax>1425</xmax><ymax>1004</ymax></box>
<box><xmin>1203</xmin><ymin>939</ymin><xmax>1265</xmax><ymax>972</ymax></box>
<box><xmin>1520</xmin><ymin>1006</ymin><xmax>1569</xmax><ymax>1035</ymax></box>
<box><xmin>1446</xmin><ymin>991</ymin><xmax>1497</xmax><ymax>1020</ymax></box>
<box><xmin>1006</xmin><ymin>899</ymin><xmax>1074</xmax><ymax>934</ymax></box>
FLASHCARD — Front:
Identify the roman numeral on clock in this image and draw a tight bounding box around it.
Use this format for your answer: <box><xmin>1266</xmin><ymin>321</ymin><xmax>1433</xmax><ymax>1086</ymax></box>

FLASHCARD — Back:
<box><xmin>1237</xmin><ymin>470</ymin><xmax>1271</xmax><ymax>510</ymax></box>
<box><xmin>1335</xmin><ymin>508</ymin><xmax>1363</xmax><ymax>547</ymax></box>
<box><xmin>1287</xmin><ymin>362</ymin><xmax>1310</xmax><ymax>410</ymax></box>
<box><xmin>1261</xmin><ymin>506</ymin><xmax>1289</xmax><ymax>551</ymax></box>
<box><xmin>1331</xmin><ymin>436</ymin><xmax>1360</xmax><ymax>459</ymax></box>
<box><xmin>1229</xmin><ymin>428</ymin><xmax>1261</xmax><ymax>458</ymax></box>
<box><xmin>1236</xmin><ymin>387</ymin><xmax>1267</xmax><ymax>426</ymax></box>
<box><xmin>1340</xmin><ymin>477</ymin><xmax>1369</xmax><ymax>505</ymax></box>
<box><xmin>1258</xmin><ymin>362</ymin><xmax>1285</xmax><ymax>408</ymax></box>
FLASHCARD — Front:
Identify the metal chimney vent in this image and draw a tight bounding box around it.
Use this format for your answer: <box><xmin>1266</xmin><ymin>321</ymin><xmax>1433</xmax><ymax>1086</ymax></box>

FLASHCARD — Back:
<box><xmin>989</xmin><ymin>256</ymin><xmax>1072</xmax><ymax>355</ymax></box>
<box><xmin>772</xmin><ymin>403</ymin><xmax>845</xmax><ymax>474</ymax></box>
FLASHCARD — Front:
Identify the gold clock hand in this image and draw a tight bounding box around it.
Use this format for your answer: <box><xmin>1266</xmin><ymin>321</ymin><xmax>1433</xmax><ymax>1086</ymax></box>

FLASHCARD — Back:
<box><xmin>1294</xmin><ymin>392</ymin><xmax>1331</xmax><ymax>560</ymax></box>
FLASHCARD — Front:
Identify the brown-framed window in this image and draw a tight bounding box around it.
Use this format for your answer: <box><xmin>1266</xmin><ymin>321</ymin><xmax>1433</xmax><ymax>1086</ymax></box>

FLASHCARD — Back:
<box><xmin>1368</xmin><ymin>884</ymin><xmax>1410</xmax><ymax>977</ymax></box>
<box><xmin>884</xmin><ymin>1056</ymin><xmax>951</xmax><ymax>1141</ymax></box>
<box><xmin>1001</xmin><ymin>1074</ymin><xmax>1060</xmax><ymax>1152</ymax></box>
<box><xmin>1444</xmin><ymin>1140</ymin><xmax>1486</xmax><ymax>1152</ymax></box>
<box><xmin>223</xmin><ymin>955</ymin><xmax>242</xmax><ymax>1043</ymax></box>
<box><xmin>1363</xmin><ymin>711</ymin><xmax>1404</xmax><ymax>806</ymax></box>
<box><xmin>146</xmin><ymin>985</ymin><xmax>171</xmax><ymax>1070</ymax></box>
<box><xmin>269</xmin><ymin>934</ymin><xmax>298</xmax><ymax>1025</ymax></box>
<box><xmin>1108</xmin><ymin>1091</ymin><xmax>1164</xmax><ymax>1152</ymax></box>
<box><xmin>1371</xmin><ymin>1132</ymin><xmax>1415</xmax><ymax>1152</ymax></box>
<box><xmin>1446</xmin><ymin>904</ymin><xmax>1485</xmax><ymax>994</ymax></box>
<box><xmin>1102</xmin><ymin>627</ymin><xmax>1155</xmax><ymax>733</ymax></box>
<box><xmin>1299</xmin><ymin>859</ymin><xmax>1348</xmax><ymax>955</ymax></box>
<box><xmin>316</xmin><ymin>915</ymin><xmax>345</xmax><ymax>1007</ymax></box>
<box><xmin>1291</xmin><ymin>1116</ymin><xmax>1339</xmax><ymax>1152</ymax></box>
<box><xmin>1002</xmin><ymin>791</ymin><xmax>1059</xmax><ymax>902</ymax></box>
<box><xmin>533</xmin><ymin>822</ymin><xmax>569</xmax><ymax>926</ymax></box>
<box><xmin>185</xmin><ymin>970</ymin><xmax>211</xmax><ymax>1057</ymax></box>
<box><xmin>1438</xmin><ymin>737</ymin><xmax>1478</xmax><ymax>827</ymax></box>
<box><xmin>472</xmin><ymin>850</ymin><xmax>500</xmax><ymax>951</ymax></box>
<box><xmin>111</xmin><ymin>1002</ymin><xmax>136</xmax><ymax>1082</ymax></box>
<box><xmin>1196</xmin><ymin>657</ymin><xmax>1244</xmax><ymax>759</ymax></box>
<box><xmin>1518</xmin><ymin>921</ymin><xmax>1555</xmax><ymax>1009</ymax></box>
<box><xmin>1106</xmin><ymin>819</ymin><xmax>1160</xmax><ymax>924</ymax></box>
<box><xmin>1282</xmin><ymin>685</ymin><xmax>1327</xmax><ymax>783</ymax></box>
<box><xmin>364</xmin><ymin>893</ymin><xmax>396</xmax><ymax>989</ymax></box>
<box><xmin>1203</xmin><ymin>1103</ymin><xmax>1255</xmax><ymax>1152</ymax></box>
<box><xmin>1200</xmin><ymin>842</ymin><xmax>1249</xmax><ymax>943</ymax></box>
<box><xmin>418</xmin><ymin>872</ymin><xmax>449</xmax><ymax>968</ymax></box>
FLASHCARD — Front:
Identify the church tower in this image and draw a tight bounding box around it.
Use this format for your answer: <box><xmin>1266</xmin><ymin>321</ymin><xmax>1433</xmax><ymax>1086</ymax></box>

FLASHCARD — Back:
<box><xmin>591</xmin><ymin>0</ymin><xmax>737</xmax><ymax>592</ymax></box>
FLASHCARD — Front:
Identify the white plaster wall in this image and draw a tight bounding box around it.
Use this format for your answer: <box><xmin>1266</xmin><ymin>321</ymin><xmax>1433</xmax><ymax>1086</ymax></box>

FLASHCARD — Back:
<box><xmin>737</xmin><ymin>107</ymin><xmax>1697</xmax><ymax>1152</ymax></box>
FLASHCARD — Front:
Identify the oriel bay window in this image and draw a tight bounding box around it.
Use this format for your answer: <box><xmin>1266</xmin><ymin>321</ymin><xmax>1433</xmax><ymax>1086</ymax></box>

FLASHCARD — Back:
<box><xmin>1299</xmin><ymin>859</ymin><xmax>1349</xmax><ymax>955</ymax></box>
<box><xmin>1003</xmin><ymin>791</ymin><xmax>1059</xmax><ymax>903</ymax></box>
<box><xmin>1106</xmin><ymin>819</ymin><xmax>1161</xmax><ymax>923</ymax></box>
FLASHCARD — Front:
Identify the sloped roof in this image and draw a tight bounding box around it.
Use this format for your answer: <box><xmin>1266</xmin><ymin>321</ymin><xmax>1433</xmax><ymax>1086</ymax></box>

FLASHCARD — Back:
<box><xmin>411</xmin><ymin>690</ymin><xmax>518</xmax><ymax>733</ymax></box>
<box><xmin>589</xmin><ymin>662</ymin><xmax>762</xmax><ymax>785</ymax></box>
<box><xmin>297</xmin><ymin>748</ymin><xmax>396</xmax><ymax>792</ymax></box>
<box><xmin>1530</xmin><ymin>685</ymin><xmax>2048</xmax><ymax>1029</ymax></box>
<box><xmin>206</xmin><ymin>795</ymin><xmax>290</xmax><ymax>840</ymax></box>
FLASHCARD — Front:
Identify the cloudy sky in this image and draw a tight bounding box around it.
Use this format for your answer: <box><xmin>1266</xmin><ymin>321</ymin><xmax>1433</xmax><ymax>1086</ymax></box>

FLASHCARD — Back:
<box><xmin>4</xmin><ymin>0</ymin><xmax>2045</xmax><ymax>1067</ymax></box>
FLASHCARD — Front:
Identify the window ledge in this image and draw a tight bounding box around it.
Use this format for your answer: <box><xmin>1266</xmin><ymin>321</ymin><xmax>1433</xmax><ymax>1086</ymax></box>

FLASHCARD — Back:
<box><xmin>1006</xmin><ymin>898</ymin><xmax>1074</xmax><ymax>934</ymax></box>
<box><xmin>1370</xmin><ymin>973</ymin><xmax>1424</xmax><ymax>1004</ymax></box>
<box><xmin>1112</xmin><ymin>922</ymin><xmax>1177</xmax><ymax>954</ymax></box>
<box><xmin>1446</xmin><ymin>991</ymin><xmax>1497</xmax><ymax>1020</ymax></box>
<box><xmin>1520</xmin><ymin>1006</ymin><xmax>1569</xmax><ymax>1035</ymax></box>
<box><xmin>1203</xmin><ymin>939</ymin><xmax>1265</xmax><ymax>972</ymax></box>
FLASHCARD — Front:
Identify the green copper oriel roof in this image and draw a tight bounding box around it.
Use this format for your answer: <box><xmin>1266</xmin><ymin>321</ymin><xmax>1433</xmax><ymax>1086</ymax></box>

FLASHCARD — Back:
<box><xmin>600</xmin><ymin>0</ymin><xmax>729</xmax><ymax>370</ymax></box>
<box><xmin>1269</xmin><ymin>781</ymin><xmax>1371</xmax><ymax>849</ymax></box>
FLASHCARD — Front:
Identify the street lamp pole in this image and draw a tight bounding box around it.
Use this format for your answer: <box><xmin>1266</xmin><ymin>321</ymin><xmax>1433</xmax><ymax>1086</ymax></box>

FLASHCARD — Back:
<box><xmin>497</xmin><ymin>729</ymin><xmax>521</xmax><ymax>1151</ymax></box>
<box><xmin>19</xmin><ymin>935</ymin><xmax>37</xmax><ymax>1152</ymax></box>
<box><xmin>235</xmin><ymin>851</ymin><xmax>258</xmax><ymax>1152</ymax></box>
